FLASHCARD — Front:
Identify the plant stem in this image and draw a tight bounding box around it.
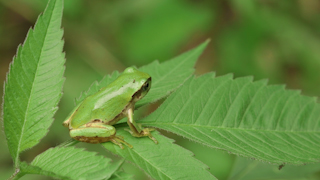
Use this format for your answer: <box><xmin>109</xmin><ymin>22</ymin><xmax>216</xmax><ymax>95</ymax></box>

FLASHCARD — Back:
<box><xmin>8</xmin><ymin>168</ymin><xmax>25</xmax><ymax>180</ymax></box>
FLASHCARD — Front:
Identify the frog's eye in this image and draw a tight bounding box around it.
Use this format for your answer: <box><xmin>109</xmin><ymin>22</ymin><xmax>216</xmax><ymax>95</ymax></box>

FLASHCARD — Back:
<box><xmin>143</xmin><ymin>82</ymin><xmax>150</xmax><ymax>91</ymax></box>
<box><xmin>133</xmin><ymin>79</ymin><xmax>151</xmax><ymax>100</ymax></box>
<box><xmin>142</xmin><ymin>78</ymin><xmax>151</xmax><ymax>92</ymax></box>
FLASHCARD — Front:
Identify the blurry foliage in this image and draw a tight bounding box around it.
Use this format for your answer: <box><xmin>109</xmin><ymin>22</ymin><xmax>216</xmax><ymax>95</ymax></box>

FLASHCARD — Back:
<box><xmin>219</xmin><ymin>0</ymin><xmax>320</xmax><ymax>96</ymax></box>
<box><xmin>1</xmin><ymin>0</ymin><xmax>320</xmax><ymax>179</ymax></box>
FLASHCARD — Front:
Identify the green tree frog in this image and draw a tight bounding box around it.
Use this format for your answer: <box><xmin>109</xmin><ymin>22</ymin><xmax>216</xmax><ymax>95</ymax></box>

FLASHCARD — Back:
<box><xmin>63</xmin><ymin>67</ymin><xmax>158</xmax><ymax>149</ymax></box>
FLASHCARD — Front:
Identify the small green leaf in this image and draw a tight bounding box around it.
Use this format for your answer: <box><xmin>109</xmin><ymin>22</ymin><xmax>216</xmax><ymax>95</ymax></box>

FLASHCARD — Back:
<box><xmin>3</xmin><ymin>0</ymin><xmax>65</xmax><ymax>166</ymax></box>
<box><xmin>75</xmin><ymin>40</ymin><xmax>210</xmax><ymax>108</ymax></box>
<box><xmin>136</xmin><ymin>39</ymin><xmax>209</xmax><ymax>107</ymax></box>
<box><xmin>31</xmin><ymin>147</ymin><xmax>117</xmax><ymax>180</ymax></box>
<box><xmin>141</xmin><ymin>73</ymin><xmax>320</xmax><ymax>164</ymax></box>
<box><xmin>102</xmin><ymin>128</ymin><xmax>216</xmax><ymax>180</ymax></box>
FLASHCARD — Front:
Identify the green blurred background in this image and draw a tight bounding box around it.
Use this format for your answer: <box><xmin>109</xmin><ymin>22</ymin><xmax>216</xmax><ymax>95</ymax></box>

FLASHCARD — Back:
<box><xmin>1</xmin><ymin>0</ymin><xmax>320</xmax><ymax>179</ymax></box>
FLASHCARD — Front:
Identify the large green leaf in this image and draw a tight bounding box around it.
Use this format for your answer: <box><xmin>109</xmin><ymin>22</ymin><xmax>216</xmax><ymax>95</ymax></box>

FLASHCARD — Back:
<box><xmin>75</xmin><ymin>40</ymin><xmax>209</xmax><ymax>108</ymax></box>
<box><xmin>3</xmin><ymin>0</ymin><xmax>65</xmax><ymax>166</ymax></box>
<box><xmin>141</xmin><ymin>72</ymin><xmax>320</xmax><ymax>164</ymax></box>
<box><xmin>31</xmin><ymin>147</ymin><xmax>118</xmax><ymax>180</ymax></box>
<box><xmin>102</xmin><ymin>128</ymin><xmax>216</xmax><ymax>180</ymax></box>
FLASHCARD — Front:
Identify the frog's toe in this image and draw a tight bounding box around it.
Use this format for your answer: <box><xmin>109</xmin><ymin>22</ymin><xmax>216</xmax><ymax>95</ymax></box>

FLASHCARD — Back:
<box><xmin>146</xmin><ymin>134</ymin><xmax>158</xmax><ymax>144</ymax></box>
<box><xmin>125</xmin><ymin>128</ymin><xmax>158</xmax><ymax>144</ymax></box>
<box><xmin>116</xmin><ymin>135</ymin><xmax>124</xmax><ymax>140</ymax></box>
<box><xmin>124</xmin><ymin>128</ymin><xmax>132</xmax><ymax>134</ymax></box>
<box><xmin>111</xmin><ymin>136</ymin><xmax>133</xmax><ymax>149</ymax></box>
<box><xmin>110</xmin><ymin>138</ymin><xmax>124</xmax><ymax>149</ymax></box>
<box><xmin>143</xmin><ymin>128</ymin><xmax>158</xmax><ymax>144</ymax></box>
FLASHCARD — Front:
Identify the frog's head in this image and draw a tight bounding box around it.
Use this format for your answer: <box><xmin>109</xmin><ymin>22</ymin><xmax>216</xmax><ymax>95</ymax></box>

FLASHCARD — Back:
<box><xmin>124</xmin><ymin>67</ymin><xmax>152</xmax><ymax>102</ymax></box>
<box><xmin>134</xmin><ymin>76</ymin><xmax>151</xmax><ymax>101</ymax></box>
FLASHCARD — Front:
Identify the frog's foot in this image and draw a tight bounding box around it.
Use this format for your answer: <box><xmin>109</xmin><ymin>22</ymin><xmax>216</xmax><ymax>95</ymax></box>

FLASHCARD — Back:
<box><xmin>110</xmin><ymin>135</ymin><xmax>133</xmax><ymax>149</ymax></box>
<box><xmin>125</xmin><ymin>128</ymin><xmax>158</xmax><ymax>144</ymax></box>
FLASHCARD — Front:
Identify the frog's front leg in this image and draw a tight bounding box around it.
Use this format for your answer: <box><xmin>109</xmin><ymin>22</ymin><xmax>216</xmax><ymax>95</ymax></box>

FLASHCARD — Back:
<box><xmin>125</xmin><ymin>108</ymin><xmax>158</xmax><ymax>144</ymax></box>
<box><xmin>70</xmin><ymin>122</ymin><xmax>132</xmax><ymax>149</ymax></box>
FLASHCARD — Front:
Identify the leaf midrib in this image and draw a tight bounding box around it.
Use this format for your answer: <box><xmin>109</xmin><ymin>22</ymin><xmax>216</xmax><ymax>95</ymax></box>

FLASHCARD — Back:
<box><xmin>16</xmin><ymin>1</ymin><xmax>57</xmax><ymax>165</ymax></box>
<box><xmin>142</xmin><ymin>122</ymin><xmax>320</xmax><ymax>133</ymax></box>
<box><xmin>146</xmin><ymin>123</ymin><xmax>320</xmax><ymax>163</ymax></box>
<box><xmin>127</xmin><ymin>147</ymin><xmax>172</xmax><ymax>180</ymax></box>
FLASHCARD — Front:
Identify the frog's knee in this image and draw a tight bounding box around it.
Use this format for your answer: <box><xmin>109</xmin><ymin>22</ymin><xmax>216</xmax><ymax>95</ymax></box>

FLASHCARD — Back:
<box><xmin>62</xmin><ymin>120</ymin><xmax>69</xmax><ymax>127</ymax></box>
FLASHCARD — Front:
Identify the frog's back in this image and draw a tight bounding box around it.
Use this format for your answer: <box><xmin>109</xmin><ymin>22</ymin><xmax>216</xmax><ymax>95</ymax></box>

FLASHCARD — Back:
<box><xmin>70</xmin><ymin>67</ymin><xmax>150</xmax><ymax>128</ymax></box>
<box><xmin>70</xmin><ymin>85</ymin><xmax>132</xmax><ymax>128</ymax></box>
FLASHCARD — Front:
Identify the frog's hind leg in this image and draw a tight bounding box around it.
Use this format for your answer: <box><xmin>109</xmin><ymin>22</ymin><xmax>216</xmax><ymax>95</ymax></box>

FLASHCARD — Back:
<box><xmin>70</xmin><ymin>122</ymin><xmax>132</xmax><ymax>148</ymax></box>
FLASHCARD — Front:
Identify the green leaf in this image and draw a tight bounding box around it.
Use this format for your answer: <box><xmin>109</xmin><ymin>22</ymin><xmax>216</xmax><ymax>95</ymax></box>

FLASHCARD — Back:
<box><xmin>136</xmin><ymin>40</ymin><xmax>209</xmax><ymax>107</ymax></box>
<box><xmin>140</xmin><ymin>73</ymin><xmax>320</xmax><ymax>165</ymax></box>
<box><xmin>75</xmin><ymin>40</ymin><xmax>210</xmax><ymax>108</ymax></box>
<box><xmin>228</xmin><ymin>157</ymin><xmax>320</xmax><ymax>180</ymax></box>
<box><xmin>17</xmin><ymin>161</ymin><xmax>71</xmax><ymax>180</ymax></box>
<box><xmin>31</xmin><ymin>147</ymin><xmax>118</xmax><ymax>180</ymax></box>
<box><xmin>108</xmin><ymin>169</ymin><xmax>134</xmax><ymax>180</ymax></box>
<box><xmin>102</xmin><ymin>128</ymin><xmax>216</xmax><ymax>180</ymax></box>
<box><xmin>3</xmin><ymin>0</ymin><xmax>65</xmax><ymax>166</ymax></box>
